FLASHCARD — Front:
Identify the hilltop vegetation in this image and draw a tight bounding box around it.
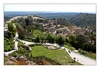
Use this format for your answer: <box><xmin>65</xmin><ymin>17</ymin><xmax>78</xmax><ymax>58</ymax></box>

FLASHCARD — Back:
<box><xmin>68</xmin><ymin>13</ymin><xmax>96</xmax><ymax>31</ymax></box>
<box><xmin>4</xmin><ymin>12</ymin><xmax>96</xmax><ymax>32</ymax></box>
<box><xmin>4</xmin><ymin>12</ymin><xmax>96</xmax><ymax>65</ymax></box>
<box><xmin>4</xmin><ymin>14</ymin><xmax>96</xmax><ymax>53</ymax></box>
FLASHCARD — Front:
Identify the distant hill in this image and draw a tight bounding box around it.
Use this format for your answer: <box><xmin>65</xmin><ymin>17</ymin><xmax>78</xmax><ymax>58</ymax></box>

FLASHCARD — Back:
<box><xmin>4</xmin><ymin>12</ymin><xmax>78</xmax><ymax>21</ymax></box>
<box><xmin>67</xmin><ymin>13</ymin><xmax>96</xmax><ymax>26</ymax></box>
<box><xmin>4</xmin><ymin>12</ymin><xmax>96</xmax><ymax>31</ymax></box>
<box><xmin>67</xmin><ymin>13</ymin><xmax>96</xmax><ymax>31</ymax></box>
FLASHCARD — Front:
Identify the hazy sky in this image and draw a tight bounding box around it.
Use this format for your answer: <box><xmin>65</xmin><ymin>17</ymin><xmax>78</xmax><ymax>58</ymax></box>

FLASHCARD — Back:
<box><xmin>4</xmin><ymin>4</ymin><xmax>96</xmax><ymax>13</ymax></box>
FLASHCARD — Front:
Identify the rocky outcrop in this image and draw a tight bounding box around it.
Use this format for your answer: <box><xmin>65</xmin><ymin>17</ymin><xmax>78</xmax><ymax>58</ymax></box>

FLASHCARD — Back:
<box><xmin>5</xmin><ymin>56</ymin><xmax>36</xmax><ymax>65</ymax></box>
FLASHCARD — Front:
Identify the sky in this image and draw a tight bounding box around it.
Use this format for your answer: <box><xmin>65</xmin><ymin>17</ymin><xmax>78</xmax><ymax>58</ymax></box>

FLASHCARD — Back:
<box><xmin>4</xmin><ymin>4</ymin><xmax>96</xmax><ymax>13</ymax></box>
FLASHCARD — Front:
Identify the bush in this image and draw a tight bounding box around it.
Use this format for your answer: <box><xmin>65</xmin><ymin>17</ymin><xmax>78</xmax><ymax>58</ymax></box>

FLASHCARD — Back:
<box><xmin>64</xmin><ymin>42</ymin><xmax>68</xmax><ymax>45</ymax></box>
<box><xmin>4</xmin><ymin>37</ymin><xmax>14</xmax><ymax>52</ymax></box>
<box><xmin>8</xmin><ymin>22</ymin><xmax>16</xmax><ymax>33</ymax></box>
<box><xmin>82</xmin><ymin>42</ymin><xmax>96</xmax><ymax>53</ymax></box>
<box><xmin>18</xmin><ymin>40</ymin><xmax>24</xmax><ymax>47</ymax></box>
<box><xmin>34</xmin><ymin>36</ymin><xmax>40</xmax><ymax>42</ymax></box>
<box><xmin>81</xmin><ymin>50</ymin><xmax>86</xmax><ymax>55</ymax></box>
<box><xmin>10</xmin><ymin>52</ymin><xmax>18</xmax><ymax>57</ymax></box>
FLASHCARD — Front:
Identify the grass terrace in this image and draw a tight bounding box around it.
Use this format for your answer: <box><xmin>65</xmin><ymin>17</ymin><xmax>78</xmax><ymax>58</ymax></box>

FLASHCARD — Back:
<box><xmin>31</xmin><ymin>45</ymin><xmax>81</xmax><ymax>65</ymax></box>
<box><xmin>64</xmin><ymin>44</ymin><xmax>76</xmax><ymax>51</ymax></box>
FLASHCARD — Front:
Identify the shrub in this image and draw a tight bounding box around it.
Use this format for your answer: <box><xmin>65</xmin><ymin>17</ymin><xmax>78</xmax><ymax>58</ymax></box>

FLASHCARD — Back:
<box><xmin>4</xmin><ymin>37</ymin><xmax>14</xmax><ymax>52</ymax></box>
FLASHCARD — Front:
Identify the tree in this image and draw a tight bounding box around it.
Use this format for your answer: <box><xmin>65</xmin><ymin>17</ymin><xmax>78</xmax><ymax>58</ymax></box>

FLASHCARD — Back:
<box><xmin>76</xmin><ymin>35</ymin><xmax>86</xmax><ymax>49</ymax></box>
<box><xmin>34</xmin><ymin>22</ymin><xmax>39</xmax><ymax>28</ymax></box>
<box><xmin>82</xmin><ymin>42</ymin><xmax>96</xmax><ymax>53</ymax></box>
<box><xmin>33</xmin><ymin>22</ymin><xmax>43</xmax><ymax>31</ymax></box>
<box><xmin>39</xmin><ymin>34</ymin><xmax>45</xmax><ymax>43</ymax></box>
<box><xmin>15</xmin><ymin>23</ymin><xmax>24</xmax><ymax>31</ymax></box>
<box><xmin>33</xmin><ymin>30</ymin><xmax>42</xmax><ymax>37</ymax></box>
<box><xmin>25</xmin><ymin>18</ymin><xmax>29</xmax><ymax>26</ymax></box>
<box><xmin>34</xmin><ymin>35</ymin><xmax>40</xmax><ymax>42</ymax></box>
<box><xmin>33</xmin><ymin>30</ymin><xmax>42</xmax><ymax>42</ymax></box>
<box><xmin>8</xmin><ymin>22</ymin><xmax>16</xmax><ymax>32</ymax></box>
<box><xmin>53</xmin><ymin>18</ymin><xmax>56</xmax><ymax>20</ymax></box>
<box><xmin>93</xmin><ymin>34</ymin><xmax>96</xmax><ymax>45</ymax></box>
<box><xmin>68</xmin><ymin>34</ymin><xmax>76</xmax><ymax>46</ymax></box>
<box><xmin>82</xmin><ymin>42</ymin><xmax>90</xmax><ymax>51</ymax></box>
<box><xmin>8</xmin><ymin>22</ymin><xmax>16</xmax><ymax>37</ymax></box>
<box><xmin>89</xmin><ymin>32</ymin><xmax>96</xmax><ymax>45</ymax></box>
<box><xmin>18</xmin><ymin>28</ymin><xmax>25</xmax><ymax>39</ymax></box>
<box><xmin>55</xmin><ymin>36</ymin><xmax>65</xmax><ymax>45</ymax></box>
<box><xmin>44</xmin><ymin>32</ymin><xmax>55</xmax><ymax>43</ymax></box>
<box><xmin>14</xmin><ymin>23</ymin><xmax>25</xmax><ymax>39</ymax></box>
<box><xmin>26</xmin><ymin>25</ymin><xmax>34</xmax><ymax>33</ymax></box>
<box><xmin>89</xmin><ymin>31</ymin><xmax>94</xmax><ymax>43</ymax></box>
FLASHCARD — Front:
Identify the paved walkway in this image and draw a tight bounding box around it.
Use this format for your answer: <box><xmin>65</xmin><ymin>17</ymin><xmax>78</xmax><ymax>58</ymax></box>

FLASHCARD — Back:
<box><xmin>18</xmin><ymin>39</ymin><xmax>35</xmax><ymax>46</ymax></box>
<box><xmin>21</xmin><ymin>41</ymin><xmax>96</xmax><ymax>65</ymax></box>
<box><xmin>4</xmin><ymin>24</ymin><xmax>19</xmax><ymax>56</ymax></box>
<box><xmin>60</xmin><ymin>46</ymin><xmax>96</xmax><ymax>65</ymax></box>
<box><xmin>4</xmin><ymin>23</ymin><xmax>96</xmax><ymax>65</ymax></box>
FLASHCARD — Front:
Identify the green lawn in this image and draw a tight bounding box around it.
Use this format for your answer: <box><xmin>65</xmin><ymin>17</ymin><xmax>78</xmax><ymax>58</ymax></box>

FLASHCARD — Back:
<box><xmin>31</xmin><ymin>45</ymin><xmax>81</xmax><ymax>65</ymax></box>
<box><xmin>64</xmin><ymin>45</ymin><xmax>76</xmax><ymax>51</ymax></box>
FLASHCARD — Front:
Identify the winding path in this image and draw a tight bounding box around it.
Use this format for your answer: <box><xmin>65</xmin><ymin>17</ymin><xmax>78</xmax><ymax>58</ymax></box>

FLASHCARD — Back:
<box><xmin>41</xmin><ymin>43</ymin><xmax>96</xmax><ymax>65</ymax></box>
<box><xmin>4</xmin><ymin>38</ymin><xmax>18</xmax><ymax>56</ymax></box>
<box><xmin>4</xmin><ymin>24</ymin><xmax>18</xmax><ymax>56</ymax></box>
<box><xmin>18</xmin><ymin>39</ymin><xmax>35</xmax><ymax>46</ymax></box>
<box><xmin>4</xmin><ymin>24</ymin><xmax>96</xmax><ymax>65</ymax></box>
<box><xmin>16</xmin><ymin>40</ymin><xmax>96</xmax><ymax>65</ymax></box>
<box><xmin>60</xmin><ymin>46</ymin><xmax>96</xmax><ymax>65</ymax></box>
<box><xmin>68</xmin><ymin>50</ymin><xmax>96</xmax><ymax>65</ymax></box>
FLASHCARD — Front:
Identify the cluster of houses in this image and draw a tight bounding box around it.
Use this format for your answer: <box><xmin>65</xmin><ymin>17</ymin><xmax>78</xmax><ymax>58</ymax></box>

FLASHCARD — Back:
<box><xmin>4</xmin><ymin>15</ymin><xmax>92</xmax><ymax>39</ymax></box>
<box><xmin>40</xmin><ymin>19</ymin><xmax>89</xmax><ymax>38</ymax></box>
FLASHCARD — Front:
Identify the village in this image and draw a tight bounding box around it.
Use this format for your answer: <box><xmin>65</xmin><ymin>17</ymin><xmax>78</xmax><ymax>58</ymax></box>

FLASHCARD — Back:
<box><xmin>4</xmin><ymin>15</ymin><xmax>96</xmax><ymax>65</ymax></box>
<box><xmin>4</xmin><ymin>15</ymin><xmax>92</xmax><ymax>41</ymax></box>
